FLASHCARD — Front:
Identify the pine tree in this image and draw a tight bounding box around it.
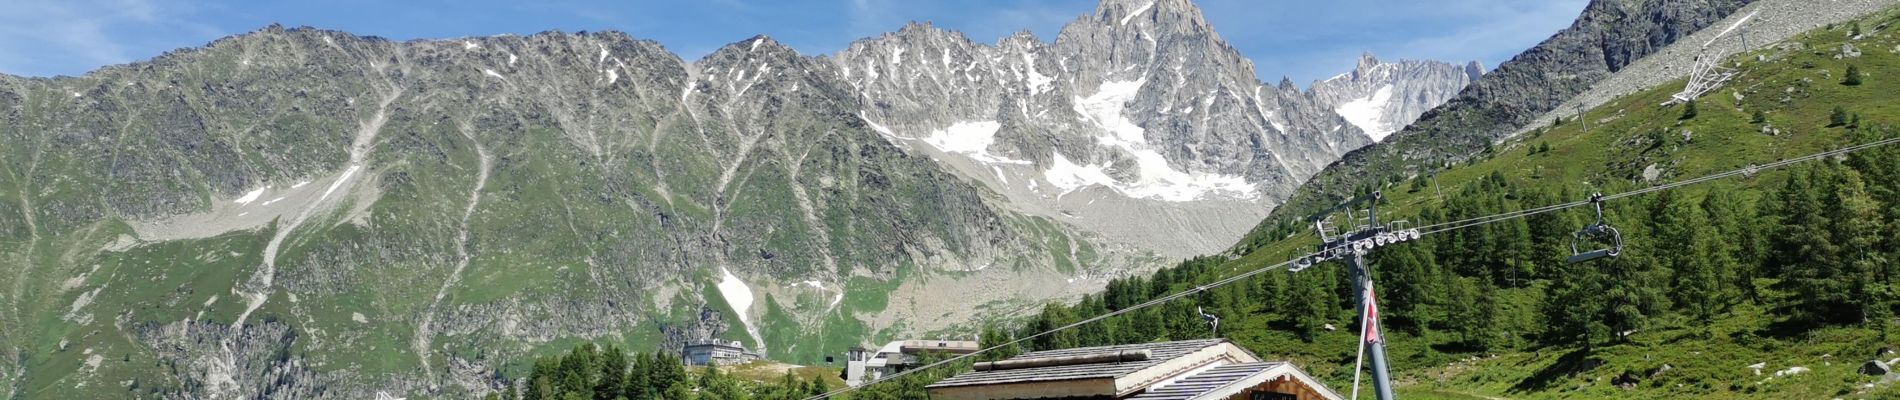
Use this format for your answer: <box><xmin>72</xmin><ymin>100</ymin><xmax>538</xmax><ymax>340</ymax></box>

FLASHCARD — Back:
<box><xmin>1543</xmin><ymin>256</ymin><xmax>1609</xmax><ymax>347</ymax></box>
<box><xmin>1829</xmin><ymin>169</ymin><xmax>1887</xmax><ymax>324</ymax></box>
<box><xmin>646</xmin><ymin>352</ymin><xmax>686</xmax><ymax>398</ymax></box>
<box><xmin>1373</xmin><ymin>243</ymin><xmax>1443</xmax><ymax>334</ymax></box>
<box><xmin>555</xmin><ymin>344</ymin><xmax>599</xmax><ymax>399</ymax></box>
<box><xmin>977</xmin><ymin>323</ymin><xmax>1019</xmax><ymax>362</ymax></box>
<box><xmin>625</xmin><ymin>353</ymin><xmax>651</xmax><ymax>400</ymax></box>
<box><xmin>1602</xmin><ymin>255</ymin><xmax>1668</xmax><ymax>342</ymax></box>
<box><xmin>1257</xmin><ymin>269</ymin><xmax>1287</xmax><ymax>314</ymax></box>
<box><xmin>1845</xmin><ymin>65</ymin><xmax>1864</xmax><ymax>86</ymax></box>
<box><xmin>1832</xmin><ymin>106</ymin><xmax>1850</xmax><ymax>127</ymax></box>
<box><xmin>1700</xmin><ymin>190</ymin><xmax>1750</xmax><ymax>304</ymax></box>
<box><xmin>1771</xmin><ymin>167</ymin><xmax>1846</xmax><ymax>324</ymax></box>
<box><xmin>1285</xmin><ymin>269</ymin><xmax>1337</xmax><ymax>341</ymax></box>
<box><xmin>697</xmin><ymin>366</ymin><xmax>743</xmax><ymax>400</ymax></box>
<box><xmin>1026</xmin><ymin>303</ymin><xmax>1079</xmax><ymax>351</ymax></box>
<box><xmin>1681</xmin><ymin>100</ymin><xmax>1699</xmax><ymax>119</ymax></box>
<box><xmin>1443</xmin><ymin>276</ymin><xmax>1493</xmax><ymax>348</ymax></box>
<box><xmin>1074</xmin><ymin>297</ymin><xmax>1114</xmax><ymax>346</ymax></box>
<box><xmin>594</xmin><ymin>344</ymin><xmax>627</xmax><ymax>400</ymax></box>
<box><xmin>1658</xmin><ymin>193</ymin><xmax>1732</xmax><ymax>321</ymax></box>
<box><xmin>527</xmin><ymin>357</ymin><xmax>561</xmax><ymax>400</ymax></box>
<box><xmin>1752</xmin><ymin>109</ymin><xmax>1767</xmax><ymax>124</ymax></box>
<box><xmin>1845</xmin><ymin>137</ymin><xmax>1900</xmax><ymax>325</ymax></box>
<box><xmin>806</xmin><ymin>374</ymin><xmax>831</xmax><ymax>397</ymax></box>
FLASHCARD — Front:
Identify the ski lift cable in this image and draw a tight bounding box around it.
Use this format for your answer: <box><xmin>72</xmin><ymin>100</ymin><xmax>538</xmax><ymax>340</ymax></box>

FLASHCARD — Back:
<box><xmin>1417</xmin><ymin>135</ymin><xmax>1900</xmax><ymax>236</ymax></box>
<box><xmin>1608</xmin><ymin>135</ymin><xmax>1900</xmax><ymax>201</ymax></box>
<box><xmin>805</xmin><ymin>135</ymin><xmax>1900</xmax><ymax>400</ymax></box>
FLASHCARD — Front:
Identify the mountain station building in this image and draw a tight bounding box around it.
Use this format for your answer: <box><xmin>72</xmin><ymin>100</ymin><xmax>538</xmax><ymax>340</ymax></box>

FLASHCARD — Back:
<box><xmin>681</xmin><ymin>339</ymin><xmax>762</xmax><ymax>366</ymax></box>
<box><xmin>845</xmin><ymin>339</ymin><xmax>982</xmax><ymax>386</ymax></box>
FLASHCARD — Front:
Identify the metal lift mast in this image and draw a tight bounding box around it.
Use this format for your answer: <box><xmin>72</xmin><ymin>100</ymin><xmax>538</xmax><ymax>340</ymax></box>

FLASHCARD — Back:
<box><xmin>1294</xmin><ymin>191</ymin><xmax>1420</xmax><ymax>400</ymax></box>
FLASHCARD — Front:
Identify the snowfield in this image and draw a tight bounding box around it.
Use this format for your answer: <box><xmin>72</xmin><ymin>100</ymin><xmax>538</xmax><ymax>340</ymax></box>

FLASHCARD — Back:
<box><xmin>1052</xmin><ymin>79</ymin><xmax>1259</xmax><ymax>202</ymax></box>
<box><xmin>1336</xmin><ymin>84</ymin><xmax>1396</xmax><ymax>141</ymax></box>
<box><xmin>233</xmin><ymin>187</ymin><xmax>267</xmax><ymax>205</ymax></box>
<box><xmin>921</xmin><ymin>121</ymin><xmax>1032</xmax><ymax>165</ymax></box>
<box><xmin>716</xmin><ymin>267</ymin><xmax>764</xmax><ymax>350</ymax></box>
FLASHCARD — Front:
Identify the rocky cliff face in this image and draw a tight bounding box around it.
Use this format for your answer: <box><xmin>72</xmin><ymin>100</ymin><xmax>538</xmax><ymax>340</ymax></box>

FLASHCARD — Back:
<box><xmin>0</xmin><ymin>0</ymin><xmax>1480</xmax><ymax>398</ymax></box>
<box><xmin>0</xmin><ymin>28</ymin><xmax>1157</xmax><ymax>399</ymax></box>
<box><xmin>834</xmin><ymin>0</ymin><xmax>1476</xmax><ymax>257</ymax></box>
<box><xmin>1309</xmin><ymin>53</ymin><xmax>1484</xmax><ymax>142</ymax></box>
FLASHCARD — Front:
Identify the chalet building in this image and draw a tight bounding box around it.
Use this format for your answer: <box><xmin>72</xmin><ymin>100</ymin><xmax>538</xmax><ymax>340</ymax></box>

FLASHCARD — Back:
<box><xmin>681</xmin><ymin>339</ymin><xmax>761</xmax><ymax>366</ymax></box>
<box><xmin>845</xmin><ymin>339</ymin><xmax>982</xmax><ymax>387</ymax></box>
<box><xmin>925</xmin><ymin>339</ymin><xmax>1339</xmax><ymax>400</ymax></box>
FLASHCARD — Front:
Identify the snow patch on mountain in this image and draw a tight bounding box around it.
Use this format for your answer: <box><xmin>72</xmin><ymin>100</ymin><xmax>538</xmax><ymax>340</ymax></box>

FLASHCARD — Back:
<box><xmin>921</xmin><ymin>121</ymin><xmax>1031</xmax><ymax>165</ymax></box>
<box><xmin>1042</xmin><ymin>146</ymin><xmax>1256</xmax><ymax>202</ymax></box>
<box><xmin>1024</xmin><ymin>52</ymin><xmax>1054</xmax><ymax>94</ymax></box>
<box><xmin>234</xmin><ymin>187</ymin><xmax>267</xmax><ymax>205</ymax></box>
<box><xmin>1121</xmin><ymin>1</ymin><xmax>1155</xmax><ymax>26</ymax></box>
<box><xmin>1336</xmin><ymin>85</ymin><xmax>1396</xmax><ymax>141</ymax></box>
<box><xmin>1075</xmin><ymin>79</ymin><xmax>1148</xmax><ymax>145</ymax></box>
<box><xmin>716</xmin><ymin>267</ymin><xmax>763</xmax><ymax>351</ymax></box>
<box><xmin>1060</xmin><ymin>79</ymin><xmax>1258</xmax><ymax>201</ymax></box>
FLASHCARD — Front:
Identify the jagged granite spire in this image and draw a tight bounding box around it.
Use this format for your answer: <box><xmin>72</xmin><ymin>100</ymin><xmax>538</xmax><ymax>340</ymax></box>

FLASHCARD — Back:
<box><xmin>832</xmin><ymin>0</ymin><xmax>1474</xmax><ymax>258</ymax></box>
<box><xmin>1310</xmin><ymin>52</ymin><xmax>1481</xmax><ymax>141</ymax></box>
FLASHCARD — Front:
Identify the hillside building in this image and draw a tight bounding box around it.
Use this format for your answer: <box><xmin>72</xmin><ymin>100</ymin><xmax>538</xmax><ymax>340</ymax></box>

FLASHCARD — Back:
<box><xmin>844</xmin><ymin>339</ymin><xmax>981</xmax><ymax>387</ymax></box>
<box><xmin>681</xmin><ymin>339</ymin><xmax>761</xmax><ymax>366</ymax></box>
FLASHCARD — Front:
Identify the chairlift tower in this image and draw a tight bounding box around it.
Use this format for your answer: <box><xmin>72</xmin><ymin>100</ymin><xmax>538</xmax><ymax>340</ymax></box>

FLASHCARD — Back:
<box><xmin>1665</xmin><ymin>10</ymin><xmax>1758</xmax><ymax>106</ymax></box>
<box><xmin>1293</xmin><ymin>192</ymin><xmax>1421</xmax><ymax>400</ymax></box>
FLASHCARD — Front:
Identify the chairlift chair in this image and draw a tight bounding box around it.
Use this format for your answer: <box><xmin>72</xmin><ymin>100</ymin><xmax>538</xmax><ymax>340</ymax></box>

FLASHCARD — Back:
<box><xmin>1567</xmin><ymin>193</ymin><xmax>1623</xmax><ymax>263</ymax></box>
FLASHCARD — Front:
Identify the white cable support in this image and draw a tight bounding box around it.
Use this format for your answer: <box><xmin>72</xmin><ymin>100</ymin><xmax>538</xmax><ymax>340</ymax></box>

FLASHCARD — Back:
<box><xmin>806</xmin><ymin>134</ymin><xmax>1900</xmax><ymax>399</ymax></box>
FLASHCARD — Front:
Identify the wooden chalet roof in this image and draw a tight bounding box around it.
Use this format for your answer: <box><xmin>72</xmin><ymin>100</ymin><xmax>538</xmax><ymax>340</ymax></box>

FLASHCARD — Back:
<box><xmin>925</xmin><ymin>339</ymin><xmax>1228</xmax><ymax>389</ymax></box>
<box><xmin>1126</xmin><ymin>362</ymin><xmax>1287</xmax><ymax>400</ymax></box>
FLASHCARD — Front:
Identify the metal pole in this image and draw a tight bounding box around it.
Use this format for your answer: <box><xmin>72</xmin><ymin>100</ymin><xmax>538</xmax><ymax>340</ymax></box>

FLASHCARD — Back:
<box><xmin>1349</xmin><ymin>252</ymin><xmax>1397</xmax><ymax>400</ymax></box>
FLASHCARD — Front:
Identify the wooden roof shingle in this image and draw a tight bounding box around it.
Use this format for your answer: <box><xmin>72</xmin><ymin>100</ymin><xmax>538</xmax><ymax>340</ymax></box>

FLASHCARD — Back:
<box><xmin>925</xmin><ymin>339</ymin><xmax>1228</xmax><ymax>388</ymax></box>
<box><xmin>1126</xmin><ymin>362</ymin><xmax>1287</xmax><ymax>400</ymax></box>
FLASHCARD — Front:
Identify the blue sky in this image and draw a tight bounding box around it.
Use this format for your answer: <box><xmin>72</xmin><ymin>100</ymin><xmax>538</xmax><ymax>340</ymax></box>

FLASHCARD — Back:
<box><xmin>0</xmin><ymin>0</ymin><xmax>1587</xmax><ymax>86</ymax></box>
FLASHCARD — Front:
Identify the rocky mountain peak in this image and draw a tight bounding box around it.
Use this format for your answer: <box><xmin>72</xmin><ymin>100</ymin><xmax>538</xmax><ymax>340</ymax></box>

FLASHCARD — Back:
<box><xmin>1356</xmin><ymin>51</ymin><xmax>1382</xmax><ymax>72</ymax></box>
<box><xmin>828</xmin><ymin>0</ymin><xmax>1484</xmax><ymax>259</ymax></box>
<box><xmin>1309</xmin><ymin>53</ymin><xmax>1482</xmax><ymax>142</ymax></box>
<box><xmin>1093</xmin><ymin>0</ymin><xmax>1209</xmax><ymax>30</ymax></box>
<box><xmin>706</xmin><ymin>35</ymin><xmax>795</xmax><ymax>61</ymax></box>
